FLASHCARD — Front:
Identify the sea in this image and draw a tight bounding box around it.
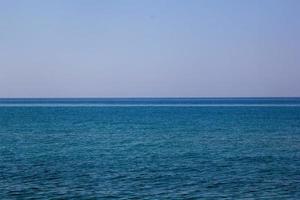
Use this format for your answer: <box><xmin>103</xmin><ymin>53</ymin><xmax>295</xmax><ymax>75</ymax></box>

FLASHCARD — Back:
<box><xmin>0</xmin><ymin>98</ymin><xmax>300</xmax><ymax>199</ymax></box>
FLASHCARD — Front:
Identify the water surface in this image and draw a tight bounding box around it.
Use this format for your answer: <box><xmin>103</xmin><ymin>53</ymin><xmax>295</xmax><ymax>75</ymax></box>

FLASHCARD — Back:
<box><xmin>0</xmin><ymin>98</ymin><xmax>300</xmax><ymax>199</ymax></box>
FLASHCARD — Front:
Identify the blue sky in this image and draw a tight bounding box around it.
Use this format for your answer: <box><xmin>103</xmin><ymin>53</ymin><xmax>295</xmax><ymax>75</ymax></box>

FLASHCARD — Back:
<box><xmin>0</xmin><ymin>0</ymin><xmax>299</xmax><ymax>97</ymax></box>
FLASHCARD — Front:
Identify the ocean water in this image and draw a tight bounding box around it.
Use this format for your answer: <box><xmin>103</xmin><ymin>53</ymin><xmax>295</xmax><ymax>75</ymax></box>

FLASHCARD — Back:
<box><xmin>0</xmin><ymin>98</ymin><xmax>300</xmax><ymax>199</ymax></box>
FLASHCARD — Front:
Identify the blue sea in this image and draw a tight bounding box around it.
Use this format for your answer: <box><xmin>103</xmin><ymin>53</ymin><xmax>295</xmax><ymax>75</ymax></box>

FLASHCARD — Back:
<box><xmin>0</xmin><ymin>98</ymin><xmax>300</xmax><ymax>199</ymax></box>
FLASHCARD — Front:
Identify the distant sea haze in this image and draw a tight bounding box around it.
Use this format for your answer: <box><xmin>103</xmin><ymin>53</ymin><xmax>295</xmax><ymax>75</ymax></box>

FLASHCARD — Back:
<box><xmin>0</xmin><ymin>97</ymin><xmax>300</xmax><ymax>107</ymax></box>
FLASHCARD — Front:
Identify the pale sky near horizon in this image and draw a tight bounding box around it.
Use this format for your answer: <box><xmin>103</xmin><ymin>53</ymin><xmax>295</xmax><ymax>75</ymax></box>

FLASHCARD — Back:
<box><xmin>0</xmin><ymin>0</ymin><xmax>300</xmax><ymax>97</ymax></box>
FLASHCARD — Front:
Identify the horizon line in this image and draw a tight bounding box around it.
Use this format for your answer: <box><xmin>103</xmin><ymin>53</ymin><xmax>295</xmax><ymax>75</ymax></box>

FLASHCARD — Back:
<box><xmin>1</xmin><ymin>97</ymin><xmax>300</xmax><ymax>99</ymax></box>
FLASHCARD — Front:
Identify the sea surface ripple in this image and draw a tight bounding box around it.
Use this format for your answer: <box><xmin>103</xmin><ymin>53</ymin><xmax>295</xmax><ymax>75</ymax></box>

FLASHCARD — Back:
<box><xmin>0</xmin><ymin>98</ymin><xmax>300</xmax><ymax>199</ymax></box>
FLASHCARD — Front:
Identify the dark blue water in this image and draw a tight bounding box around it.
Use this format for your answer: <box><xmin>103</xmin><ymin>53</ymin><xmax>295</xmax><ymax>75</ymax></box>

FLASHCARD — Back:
<box><xmin>1</xmin><ymin>98</ymin><xmax>300</xmax><ymax>199</ymax></box>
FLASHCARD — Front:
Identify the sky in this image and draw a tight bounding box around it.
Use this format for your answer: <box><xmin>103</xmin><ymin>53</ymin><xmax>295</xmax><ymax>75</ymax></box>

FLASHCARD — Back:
<box><xmin>0</xmin><ymin>0</ymin><xmax>299</xmax><ymax>97</ymax></box>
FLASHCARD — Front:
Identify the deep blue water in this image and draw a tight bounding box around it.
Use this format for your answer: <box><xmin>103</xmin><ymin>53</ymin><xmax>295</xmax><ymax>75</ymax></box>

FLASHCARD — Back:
<box><xmin>0</xmin><ymin>98</ymin><xmax>300</xmax><ymax>199</ymax></box>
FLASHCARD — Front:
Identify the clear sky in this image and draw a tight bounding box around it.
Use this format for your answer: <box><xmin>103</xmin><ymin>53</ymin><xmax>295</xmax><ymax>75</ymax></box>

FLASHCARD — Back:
<box><xmin>0</xmin><ymin>0</ymin><xmax>299</xmax><ymax>97</ymax></box>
